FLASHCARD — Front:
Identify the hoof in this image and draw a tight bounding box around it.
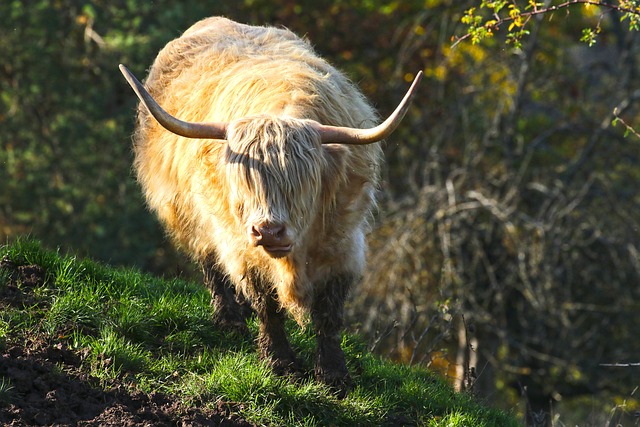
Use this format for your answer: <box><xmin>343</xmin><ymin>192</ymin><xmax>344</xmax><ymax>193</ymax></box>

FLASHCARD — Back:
<box><xmin>269</xmin><ymin>356</ymin><xmax>303</xmax><ymax>380</ymax></box>
<box><xmin>315</xmin><ymin>338</ymin><xmax>352</xmax><ymax>398</ymax></box>
<box><xmin>259</xmin><ymin>345</ymin><xmax>302</xmax><ymax>378</ymax></box>
<box><xmin>257</xmin><ymin>329</ymin><xmax>301</xmax><ymax>380</ymax></box>
<box><xmin>315</xmin><ymin>367</ymin><xmax>353</xmax><ymax>399</ymax></box>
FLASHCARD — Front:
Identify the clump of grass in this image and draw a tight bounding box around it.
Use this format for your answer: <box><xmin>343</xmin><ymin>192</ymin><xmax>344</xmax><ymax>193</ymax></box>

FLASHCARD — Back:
<box><xmin>0</xmin><ymin>238</ymin><xmax>518</xmax><ymax>426</ymax></box>
<box><xmin>0</xmin><ymin>377</ymin><xmax>14</xmax><ymax>406</ymax></box>
<box><xmin>78</xmin><ymin>326</ymin><xmax>152</xmax><ymax>380</ymax></box>
<box><xmin>0</xmin><ymin>319</ymin><xmax>9</xmax><ymax>351</ymax></box>
<box><xmin>44</xmin><ymin>286</ymin><xmax>104</xmax><ymax>336</ymax></box>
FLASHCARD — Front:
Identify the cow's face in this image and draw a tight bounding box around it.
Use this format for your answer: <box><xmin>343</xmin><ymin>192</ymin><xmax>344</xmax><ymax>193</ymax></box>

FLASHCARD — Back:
<box><xmin>225</xmin><ymin>116</ymin><xmax>334</xmax><ymax>258</ymax></box>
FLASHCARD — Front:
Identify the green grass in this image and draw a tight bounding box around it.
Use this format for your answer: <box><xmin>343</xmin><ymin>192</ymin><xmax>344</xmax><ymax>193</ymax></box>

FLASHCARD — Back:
<box><xmin>0</xmin><ymin>238</ymin><xmax>518</xmax><ymax>426</ymax></box>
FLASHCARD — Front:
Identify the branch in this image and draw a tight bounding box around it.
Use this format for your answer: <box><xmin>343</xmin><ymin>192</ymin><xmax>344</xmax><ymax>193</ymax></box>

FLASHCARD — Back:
<box><xmin>600</xmin><ymin>362</ymin><xmax>640</xmax><ymax>367</ymax></box>
<box><xmin>613</xmin><ymin>108</ymin><xmax>640</xmax><ymax>140</ymax></box>
<box><xmin>454</xmin><ymin>0</ymin><xmax>640</xmax><ymax>47</ymax></box>
<box><xmin>515</xmin><ymin>0</ymin><xmax>639</xmax><ymax>19</ymax></box>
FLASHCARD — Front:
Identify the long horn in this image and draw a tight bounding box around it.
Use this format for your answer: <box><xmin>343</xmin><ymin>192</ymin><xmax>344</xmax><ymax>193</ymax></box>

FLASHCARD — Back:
<box><xmin>119</xmin><ymin>64</ymin><xmax>228</xmax><ymax>139</ymax></box>
<box><xmin>316</xmin><ymin>71</ymin><xmax>423</xmax><ymax>145</ymax></box>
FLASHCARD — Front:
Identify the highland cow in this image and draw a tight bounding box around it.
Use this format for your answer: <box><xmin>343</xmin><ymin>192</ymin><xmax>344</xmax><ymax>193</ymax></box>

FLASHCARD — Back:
<box><xmin>120</xmin><ymin>16</ymin><xmax>421</xmax><ymax>396</ymax></box>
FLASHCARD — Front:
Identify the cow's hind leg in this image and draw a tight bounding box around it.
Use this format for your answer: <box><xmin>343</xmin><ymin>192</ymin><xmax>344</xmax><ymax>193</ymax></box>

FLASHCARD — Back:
<box><xmin>311</xmin><ymin>274</ymin><xmax>353</xmax><ymax>398</ymax></box>
<box><xmin>251</xmin><ymin>282</ymin><xmax>300</xmax><ymax>377</ymax></box>
<box><xmin>202</xmin><ymin>260</ymin><xmax>251</xmax><ymax>336</ymax></box>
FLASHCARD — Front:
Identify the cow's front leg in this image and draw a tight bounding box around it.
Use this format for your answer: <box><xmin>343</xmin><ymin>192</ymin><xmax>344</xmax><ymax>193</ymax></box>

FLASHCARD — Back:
<box><xmin>311</xmin><ymin>274</ymin><xmax>353</xmax><ymax>398</ymax></box>
<box><xmin>251</xmin><ymin>283</ymin><xmax>300</xmax><ymax>377</ymax></box>
<box><xmin>202</xmin><ymin>259</ymin><xmax>251</xmax><ymax>336</ymax></box>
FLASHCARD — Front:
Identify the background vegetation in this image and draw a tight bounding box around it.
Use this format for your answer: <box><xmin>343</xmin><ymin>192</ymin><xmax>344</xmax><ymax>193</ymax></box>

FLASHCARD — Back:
<box><xmin>2</xmin><ymin>1</ymin><xmax>639</xmax><ymax>425</ymax></box>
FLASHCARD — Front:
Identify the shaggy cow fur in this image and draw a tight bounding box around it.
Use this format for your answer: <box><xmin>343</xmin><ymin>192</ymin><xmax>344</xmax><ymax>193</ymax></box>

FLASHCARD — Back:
<box><xmin>127</xmin><ymin>16</ymin><xmax>405</xmax><ymax>396</ymax></box>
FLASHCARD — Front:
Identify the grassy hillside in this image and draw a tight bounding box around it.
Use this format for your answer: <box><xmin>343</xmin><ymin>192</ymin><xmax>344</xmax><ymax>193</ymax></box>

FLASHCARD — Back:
<box><xmin>0</xmin><ymin>238</ymin><xmax>518</xmax><ymax>426</ymax></box>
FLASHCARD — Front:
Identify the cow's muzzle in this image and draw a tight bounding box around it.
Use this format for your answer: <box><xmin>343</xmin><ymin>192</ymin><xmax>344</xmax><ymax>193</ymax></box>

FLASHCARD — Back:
<box><xmin>249</xmin><ymin>221</ymin><xmax>293</xmax><ymax>258</ymax></box>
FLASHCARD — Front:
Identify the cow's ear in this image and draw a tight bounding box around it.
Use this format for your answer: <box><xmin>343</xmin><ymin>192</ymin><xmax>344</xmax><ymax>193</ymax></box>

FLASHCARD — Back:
<box><xmin>321</xmin><ymin>144</ymin><xmax>348</xmax><ymax>173</ymax></box>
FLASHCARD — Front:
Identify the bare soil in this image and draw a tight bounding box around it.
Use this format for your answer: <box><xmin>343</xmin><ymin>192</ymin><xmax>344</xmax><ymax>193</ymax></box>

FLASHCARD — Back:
<box><xmin>0</xmin><ymin>260</ymin><xmax>256</xmax><ymax>426</ymax></box>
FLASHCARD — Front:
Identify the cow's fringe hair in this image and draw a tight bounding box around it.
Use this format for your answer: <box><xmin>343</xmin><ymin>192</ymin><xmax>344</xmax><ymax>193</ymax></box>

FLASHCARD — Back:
<box><xmin>225</xmin><ymin>115</ymin><xmax>326</xmax><ymax>233</ymax></box>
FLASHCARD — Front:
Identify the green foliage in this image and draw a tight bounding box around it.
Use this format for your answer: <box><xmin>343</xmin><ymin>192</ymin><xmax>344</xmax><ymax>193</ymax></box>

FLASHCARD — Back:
<box><xmin>620</xmin><ymin>0</ymin><xmax>640</xmax><ymax>30</ymax></box>
<box><xmin>0</xmin><ymin>238</ymin><xmax>518</xmax><ymax>426</ymax></box>
<box><xmin>458</xmin><ymin>1</ymin><xmax>640</xmax><ymax>47</ymax></box>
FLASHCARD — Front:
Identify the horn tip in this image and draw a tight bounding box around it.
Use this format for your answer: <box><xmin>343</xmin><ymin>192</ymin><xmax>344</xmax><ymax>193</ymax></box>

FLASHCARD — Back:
<box><xmin>414</xmin><ymin>70</ymin><xmax>424</xmax><ymax>84</ymax></box>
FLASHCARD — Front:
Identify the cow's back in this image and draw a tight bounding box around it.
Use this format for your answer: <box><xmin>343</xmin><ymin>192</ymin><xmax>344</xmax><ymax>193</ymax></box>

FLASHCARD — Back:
<box><xmin>141</xmin><ymin>17</ymin><xmax>376</xmax><ymax>124</ymax></box>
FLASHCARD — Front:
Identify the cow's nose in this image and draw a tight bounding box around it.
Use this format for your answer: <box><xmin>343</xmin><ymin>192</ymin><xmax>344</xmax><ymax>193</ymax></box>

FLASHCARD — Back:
<box><xmin>250</xmin><ymin>221</ymin><xmax>286</xmax><ymax>245</ymax></box>
<box><xmin>249</xmin><ymin>222</ymin><xmax>292</xmax><ymax>257</ymax></box>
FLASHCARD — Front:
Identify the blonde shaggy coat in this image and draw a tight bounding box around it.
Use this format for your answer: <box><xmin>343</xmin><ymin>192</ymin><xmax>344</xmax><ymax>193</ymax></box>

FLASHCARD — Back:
<box><xmin>131</xmin><ymin>17</ymin><xmax>385</xmax><ymax>395</ymax></box>
<box><xmin>134</xmin><ymin>17</ymin><xmax>380</xmax><ymax>316</ymax></box>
